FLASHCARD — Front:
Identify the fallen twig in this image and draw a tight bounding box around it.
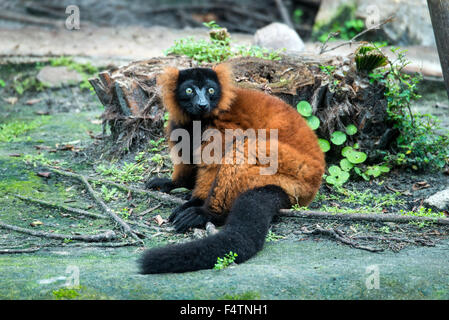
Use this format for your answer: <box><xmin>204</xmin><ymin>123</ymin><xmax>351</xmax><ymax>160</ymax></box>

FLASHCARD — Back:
<box><xmin>46</xmin><ymin>168</ymin><xmax>143</xmax><ymax>241</ymax></box>
<box><xmin>14</xmin><ymin>194</ymin><xmax>161</xmax><ymax>232</ymax></box>
<box><xmin>64</xmin><ymin>242</ymin><xmax>139</xmax><ymax>248</ymax></box>
<box><xmin>0</xmin><ymin>221</ymin><xmax>116</xmax><ymax>242</ymax></box>
<box><xmin>14</xmin><ymin>194</ymin><xmax>106</xmax><ymax>220</ymax></box>
<box><xmin>319</xmin><ymin>16</ymin><xmax>395</xmax><ymax>54</ymax></box>
<box><xmin>49</xmin><ymin>167</ymin><xmax>185</xmax><ymax>205</ymax></box>
<box><xmin>0</xmin><ymin>247</ymin><xmax>41</xmax><ymax>254</ymax></box>
<box><xmin>137</xmin><ymin>204</ymin><xmax>162</xmax><ymax>216</ymax></box>
<box><xmin>79</xmin><ymin>175</ymin><xmax>142</xmax><ymax>242</ymax></box>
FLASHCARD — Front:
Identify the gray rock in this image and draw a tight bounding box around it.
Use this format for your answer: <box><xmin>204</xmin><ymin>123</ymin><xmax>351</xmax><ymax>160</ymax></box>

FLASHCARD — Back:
<box><xmin>424</xmin><ymin>188</ymin><xmax>449</xmax><ymax>211</ymax></box>
<box><xmin>36</xmin><ymin>66</ymin><xmax>83</xmax><ymax>88</ymax></box>
<box><xmin>357</xmin><ymin>0</ymin><xmax>435</xmax><ymax>46</ymax></box>
<box><xmin>254</xmin><ymin>22</ymin><xmax>305</xmax><ymax>52</ymax></box>
<box><xmin>314</xmin><ymin>0</ymin><xmax>436</xmax><ymax>46</ymax></box>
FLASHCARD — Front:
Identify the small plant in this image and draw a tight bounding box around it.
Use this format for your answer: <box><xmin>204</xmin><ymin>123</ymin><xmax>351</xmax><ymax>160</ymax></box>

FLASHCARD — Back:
<box><xmin>13</xmin><ymin>76</ymin><xmax>49</xmax><ymax>95</ymax></box>
<box><xmin>100</xmin><ymin>185</ymin><xmax>118</xmax><ymax>202</ymax></box>
<box><xmin>23</xmin><ymin>153</ymin><xmax>67</xmax><ymax>167</ymax></box>
<box><xmin>369</xmin><ymin>46</ymin><xmax>449</xmax><ymax>171</ymax></box>
<box><xmin>0</xmin><ymin>79</ymin><xmax>5</xmax><ymax>87</ymax></box>
<box><xmin>214</xmin><ymin>251</ymin><xmax>238</xmax><ymax>270</ymax></box>
<box><xmin>52</xmin><ymin>287</ymin><xmax>81</xmax><ymax>300</ymax></box>
<box><xmin>0</xmin><ymin>116</ymin><xmax>51</xmax><ymax>142</ymax></box>
<box><xmin>313</xmin><ymin>4</ymin><xmax>365</xmax><ymax>43</ymax></box>
<box><xmin>119</xmin><ymin>207</ymin><xmax>131</xmax><ymax>219</ymax></box>
<box><xmin>95</xmin><ymin>162</ymin><xmax>145</xmax><ymax>183</ymax></box>
<box><xmin>379</xmin><ymin>226</ymin><xmax>390</xmax><ymax>234</ymax></box>
<box><xmin>295</xmin><ymin>100</ymin><xmax>388</xmax><ymax>187</ymax></box>
<box><xmin>293</xmin><ymin>8</ymin><xmax>304</xmax><ymax>24</ymax></box>
<box><xmin>400</xmin><ymin>207</ymin><xmax>445</xmax><ymax>219</ymax></box>
<box><xmin>150</xmin><ymin>154</ymin><xmax>164</xmax><ymax>166</ymax></box>
<box><xmin>149</xmin><ymin>137</ymin><xmax>166</xmax><ymax>152</ymax></box>
<box><xmin>220</xmin><ymin>291</ymin><xmax>261</xmax><ymax>300</ymax></box>
<box><xmin>266</xmin><ymin>230</ymin><xmax>285</xmax><ymax>242</ymax></box>
<box><xmin>166</xmin><ymin>21</ymin><xmax>283</xmax><ymax>63</ymax></box>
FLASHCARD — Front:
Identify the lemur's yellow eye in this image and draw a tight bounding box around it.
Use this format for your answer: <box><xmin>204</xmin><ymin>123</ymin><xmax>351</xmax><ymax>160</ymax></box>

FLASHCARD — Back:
<box><xmin>208</xmin><ymin>88</ymin><xmax>215</xmax><ymax>94</ymax></box>
<box><xmin>186</xmin><ymin>88</ymin><xmax>193</xmax><ymax>94</ymax></box>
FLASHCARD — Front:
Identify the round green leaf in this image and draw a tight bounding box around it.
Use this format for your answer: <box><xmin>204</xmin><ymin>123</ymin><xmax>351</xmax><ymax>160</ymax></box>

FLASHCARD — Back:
<box><xmin>340</xmin><ymin>158</ymin><xmax>354</xmax><ymax>171</ymax></box>
<box><xmin>345</xmin><ymin>124</ymin><xmax>358</xmax><ymax>135</ymax></box>
<box><xmin>296</xmin><ymin>101</ymin><xmax>312</xmax><ymax>117</ymax></box>
<box><xmin>330</xmin><ymin>131</ymin><xmax>347</xmax><ymax>145</ymax></box>
<box><xmin>328</xmin><ymin>165</ymin><xmax>341</xmax><ymax>176</ymax></box>
<box><xmin>346</xmin><ymin>150</ymin><xmax>367</xmax><ymax>164</ymax></box>
<box><xmin>318</xmin><ymin>139</ymin><xmax>330</xmax><ymax>152</ymax></box>
<box><xmin>326</xmin><ymin>165</ymin><xmax>349</xmax><ymax>186</ymax></box>
<box><xmin>306</xmin><ymin>115</ymin><xmax>320</xmax><ymax>130</ymax></box>
<box><xmin>341</xmin><ymin>146</ymin><xmax>353</xmax><ymax>157</ymax></box>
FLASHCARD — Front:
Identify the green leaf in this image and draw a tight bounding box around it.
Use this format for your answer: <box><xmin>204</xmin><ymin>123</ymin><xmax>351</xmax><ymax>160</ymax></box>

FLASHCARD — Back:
<box><xmin>296</xmin><ymin>101</ymin><xmax>312</xmax><ymax>117</ymax></box>
<box><xmin>318</xmin><ymin>139</ymin><xmax>330</xmax><ymax>152</ymax></box>
<box><xmin>346</xmin><ymin>150</ymin><xmax>367</xmax><ymax>164</ymax></box>
<box><xmin>328</xmin><ymin>165</ymin><xmax>341</xmax><ymax>176</ymax></box>
<box><xmin>345</xmin><ymin>124</ymin><xmax>358</xmax><ymax>135</ymax></box>
<box><xmin>326</xmin><ymin>165</ymin><xmax>350</xmax><ymax>186</ymax></box>
<box><xmin>330</xmin><ymin>131</ymin><xmax>347</xmax><ymax>145</ymax></box>
<box><xmin>340</xmin><ymin>158</ymin><xmax>354</xmax><ymax>171</ymax></box>
<box><xmin>341</xmin><ymin>146</ymin><xmax>353</xmax><ymax>157</ymax></box>
<box><xmin>306</xmin><ymin>115</ymin><xmax>320</xmax><ymax>130</ymax></box>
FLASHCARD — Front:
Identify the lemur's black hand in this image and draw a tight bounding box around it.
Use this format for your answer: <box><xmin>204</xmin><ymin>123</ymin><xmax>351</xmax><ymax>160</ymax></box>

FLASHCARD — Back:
<box><xmin>145</xmin><ymin>177</ymin><xmax>176</xmax><ymax>193</ymax></box>
<box><xmin>169</xmin><ymin>197</ymin><xmax>204</xmax><ymax>222</ymax></box>
<box><xmin>172</xmin><ymin>206</ymin><xmax>209</xmax><ymax>233</ymax></box>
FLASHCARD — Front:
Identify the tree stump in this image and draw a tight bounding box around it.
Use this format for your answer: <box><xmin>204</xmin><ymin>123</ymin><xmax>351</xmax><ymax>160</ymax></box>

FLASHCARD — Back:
<box><xmin>89</xmin><ymin>54</ymin><xmax>390</xmax><ymax>162</ymax></box>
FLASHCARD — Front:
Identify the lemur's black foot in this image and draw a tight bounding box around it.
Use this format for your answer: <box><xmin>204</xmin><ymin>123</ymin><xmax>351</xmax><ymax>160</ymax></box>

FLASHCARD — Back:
<box><xmin>145</xmin><ymin>177</ymin><xmax>176</xmax><ymax>193</ymax></box>
<box><xmin>171</xmin><ymin>206</ymin><xmax>210</xmax><ymax>233</ymax></box>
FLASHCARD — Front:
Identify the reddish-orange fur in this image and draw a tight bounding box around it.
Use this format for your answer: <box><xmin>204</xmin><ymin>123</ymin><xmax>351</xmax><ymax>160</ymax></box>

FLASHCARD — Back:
<box><xmin>158</xmin><ymin>64</ymin><xmax>325</xmax><ymax>214</ymax></box>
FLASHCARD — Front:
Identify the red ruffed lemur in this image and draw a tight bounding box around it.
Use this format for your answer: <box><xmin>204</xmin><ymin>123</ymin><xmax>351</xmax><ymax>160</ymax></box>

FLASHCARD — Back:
<box><xmin>140</xmin><ymin>64</ymin><xmax>325</xmax><ymax>274</ymax></box>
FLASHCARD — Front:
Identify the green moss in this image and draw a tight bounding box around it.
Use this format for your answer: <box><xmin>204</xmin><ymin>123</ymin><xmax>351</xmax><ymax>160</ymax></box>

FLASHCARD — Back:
<box><xmin>220</xmin><ymin>291</ymin><xmax>261</xmax><ymax>300</ymax></box>
<box><xmin>0</xmin><ymin>116</ymin><xmax>51</xmax><ymax>142</ymax></box>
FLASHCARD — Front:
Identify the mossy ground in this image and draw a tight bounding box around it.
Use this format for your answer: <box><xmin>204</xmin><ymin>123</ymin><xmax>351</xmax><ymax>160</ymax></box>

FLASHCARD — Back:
<box><xmin>0</xmin><ymin>61</ymin><xmax>448</xmax><ymax>299</ymax></box>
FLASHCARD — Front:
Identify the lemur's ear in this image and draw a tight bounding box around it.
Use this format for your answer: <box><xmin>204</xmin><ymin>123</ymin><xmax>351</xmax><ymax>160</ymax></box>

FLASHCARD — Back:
<box><xmin>157</xmin><ymin>67</ymin><xmax>189</xmax><ymax>125</ymax></box>
<box><xmin>212</xmin><ymin>64</ymin><xmax>236</xmax><ymax>115</ymax></box>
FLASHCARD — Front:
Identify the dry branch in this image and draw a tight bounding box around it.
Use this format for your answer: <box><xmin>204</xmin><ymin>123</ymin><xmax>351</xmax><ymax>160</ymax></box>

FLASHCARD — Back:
<box><xmin>49</xmin><ymin>168</ymin><xmax>185</xmax><ymax>205</ymax></box>
<box><xmin>319</xmin><ymin>16</ymin><xmax>395</xmax><ymax>54</ymax></box>
<box><xmin>13</xmin><ymin>193</ymin><xmax>157</xmax><ymax>232</ymax></box>
<box><xmin>46</xmin><ymin>167</ymin><xmax>142</xmax><ymax>242</ymax></box>
<box><xmin>0</xmin><ymin>247</ymin><xmax>41</xmax><ymax>254</ymax></box>
<box><xmin>79</xmin><ymin>175</ymin><xmax>142</xmax><ymax>242</ymax></box>
<box><xmin>14</xmin><ymin>194</ymin><xmax>106</xmax><ymax>220</ymax></box>
<box><xmin>0</xmin><ymin>221</ymin><xmax>116</xmax><ymax>242</ymax></box>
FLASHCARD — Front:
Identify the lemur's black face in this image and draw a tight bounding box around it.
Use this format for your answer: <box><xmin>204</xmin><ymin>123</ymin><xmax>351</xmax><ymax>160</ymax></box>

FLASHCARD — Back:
<box><xmin>176</xmin><ymin>68</ymin><xmax>222</xmax><ymax>116</ymax></box>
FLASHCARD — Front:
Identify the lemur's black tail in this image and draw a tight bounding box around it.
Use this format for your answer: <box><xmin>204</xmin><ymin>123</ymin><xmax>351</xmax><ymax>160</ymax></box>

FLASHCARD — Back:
<box><xmin>139</xmin><ymin>185</ymin><xmax>290</xmax><ymax>274</ymax></box>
